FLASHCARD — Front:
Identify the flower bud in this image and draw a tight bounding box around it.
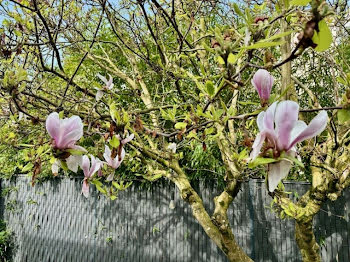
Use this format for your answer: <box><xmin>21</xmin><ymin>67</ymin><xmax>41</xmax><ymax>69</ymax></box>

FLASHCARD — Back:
<box><xmin>251</xmin><ymin>69</ymin><xmax>274</xmax><ymax>103</ymax></box>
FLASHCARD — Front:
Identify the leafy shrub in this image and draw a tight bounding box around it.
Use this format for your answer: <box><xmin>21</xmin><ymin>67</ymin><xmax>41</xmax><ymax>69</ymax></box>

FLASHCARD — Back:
<box><xmin>0</xmin><ymin>220</ymin><xmax>15</xmax><ymax>262</ymax></box>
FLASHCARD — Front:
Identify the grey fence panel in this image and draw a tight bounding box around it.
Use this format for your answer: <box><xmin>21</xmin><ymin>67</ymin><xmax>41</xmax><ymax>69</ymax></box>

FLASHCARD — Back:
<box><xmin>0</xmin><ymin>177</ymin><xmax>349</xmax><ymax>262</ymax></box>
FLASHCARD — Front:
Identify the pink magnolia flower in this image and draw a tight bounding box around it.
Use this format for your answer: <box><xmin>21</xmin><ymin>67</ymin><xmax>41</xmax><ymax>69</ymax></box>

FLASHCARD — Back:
<box><xmin>97</xmin><ymin>73</ymin><xmax>114</xmax><ymax>90</ymax></box>
<box><xmin>252</xmin><ymin>69</ymin><xmax>274</xmax><ymax>102</ymax></box>
<box><xmin>81</xmin><ymin>155</ymin><xmax>102</xmax><ymax>198</ymax></box>
<box><xmin>250</xmin><ymin>101</ymin><xmax>328</xmax><ymax>192</ymax></box>
<box><xmin>51</xmin><ymin>155</ymin><xmax>82</xmax><ymax>175</ymax></box>
<box><xmin>116</xmin><ymin>133</ymin><xmax>135</xmax><ymax>145</ymax></box>
<box><xmin>103</xmin><ymin>133</ymin><xmax>134</xmax><ymax>181</ymax></box>
<box><xmin>103</xmin><ymin>145</ymin><xmax>125</xmax><ymax>170</ymax></box>
<box><xmin>46</xmin><ymin>112</ymin><xmax>86</xmax><ymax>152</ymax></box>
<box><xmin>95</xmin><ymin>74</ymin><xmax>114</xmax><ymax>101</ymax></box>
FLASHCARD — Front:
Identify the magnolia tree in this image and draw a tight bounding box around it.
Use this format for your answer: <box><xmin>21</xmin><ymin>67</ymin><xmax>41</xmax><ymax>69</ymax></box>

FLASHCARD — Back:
<box><xmin>0</xmin><ymin>0</ymin><xmax>350</xmax><ymax>261</ymax></box>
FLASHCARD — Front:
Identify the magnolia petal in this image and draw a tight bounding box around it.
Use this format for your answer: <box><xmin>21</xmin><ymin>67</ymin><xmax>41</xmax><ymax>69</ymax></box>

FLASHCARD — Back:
<box><xmin>244</xmin><ymin>27</ymin><xmax>251</xmax><ymax>46</ymax></box>
<box><xmin>113</xmin><ymin>148</ymin><xmax>125</xmax><ymax>169</ymax></box>
<box><xmin>69</xmin><ymin>145</ymin><xmax>88</xmax><ymax>153</ymax></box>
<box><xmin>252</xmin><ymin>69</ymin><xmax>274</xmax><ymax>101</ymax></box>
<box><xmin>103</xmin><ymin>145</ymin><xmax>112</xmax><ymax>161</ymax></box>
<box><xmin>250</xmin><ymin>132</ymin><xmax>265</xmax><ymax>160</ymax></box>
<box><xmin>264</xmin><ymin>101</ymin><xmax>278</xmax><ymax>130</ymax></box>
<box><xmin>98</xmin><ymin>168</ymin><xmax>103</xmax><ymax>177</ymax></box>
<box><xmin>66</xmin><ymin>155</ymin><xmax>82</xmax><ymax>173</ymax></box>
<box><xmin>51</xmin><ymin>160</ymin><xmax>61</xmax><ymax>175</ymax></box>
<box><xmin>290</xmin><ymin>120</ymin><xmax>307</xmax><ymax>143</ymax></box>
<box><xmin>96</xmin><ymin>90</ymin><xmax>104</xmax><ymax>101</ymax></box>
<box><xmin>89</xmin><ymin>155</ymin><xmax>101</xmax><ymax>176</ymax></box>
<box><xmin>257</xmin><ymin>111</ymin><xmax>265</xmax><ymax>131</ymax></box>
<box><xmin>82</xmin><ymin>179</ymin><xmax>89</xmax><ymax>198</ymax></box>
<box><xmin>59</xmin><ymin>116</ymin><xmax>83</xmax><ymax>147</ymax></box>
<box><xmin>274</xmin><ymin>101</ymin><xmax>299</xmax><ymax>151</ymax></box>
<box><xmin>106</xmin><ymin>74</ymin><xmax>114</xmax><ymax>89</ymax></box>
<box><xmin>267</xmin><ymin>160</ymin><xmax>292</xmax><ymax>192</ymax></box>
<box><xmin>250</xmin><ymin>128</ymin><xmax>279</xmax><ymax>160</ymax></box>
<box><xmin>46</xmin><ymin>112</ymin><xmax>60</xmax><ymax>142</ymax></box>
<box><xmin>288</xmin><ymin>110</ymin><xmax>328</xmax><ymax>151</ymax></box>
<box><xmin>59</xmin><ymin>130</ymin><xmax>84</xmax><ymax>149</ymax></box>
<box><xmin>60</xmin><ymin>116</ymin><xmax>83</xmax><ymax>135</ymax></box>
<box><xmin>97</xmin><ymin>73</ymin><xmax>108</xmax><ymax>84</ymax></box>
<box><xmin>121</xmin><ymin>134</ymin><xmax>134</xmax><ymax>144</ymax></box>
<box><xmin>106</xmin><ymin>173</ymin><xmax>114</xmax><ymax>181</ymax></box>
<box><xmin>167</xmin><ymin>143</ymin><xmax>177</xmax><ymax>153</ymax></box>
<box><xmin>81</xmin><ymin>155</ymin><xmax>90</xmax><ymax>178</ymax></box>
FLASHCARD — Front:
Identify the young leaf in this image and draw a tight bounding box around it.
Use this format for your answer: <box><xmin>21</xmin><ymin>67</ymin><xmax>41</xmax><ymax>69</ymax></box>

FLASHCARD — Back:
<box><xmin>290</xmin><ymin>0</ymin><xmax>311</xmax><ymax>6</ymax></box>
<box><xmin>248</xmin><ymin>157</ymin><xmax>278</xmax><ymax>168</ymax></box>
<box><xmin>312</xmin><ymin>20</ymin><xmax>332</xmax><ymax>52</ymax></box>
<box><xmin>233</xmin><ymin>3</ymin><xmax>244</xmax><ymax>17</ymax></box>
<box><xmin>109</xmin><ymin>136</ymin><xmax>120</xmax><ymax>148</ymax></box>
<box><xmin>227</xmin><ymin>53</ymin><xmax>237</xmax><ymax>64</ymax></box>
<box><xmin>337</xmin><ymin>109</ymin><xmax>350</xmax><ymax>124</ymax></box>
<box><xmin>280</xmin><ymin>153</ymin><xmax>304</xmax><ymax>168</ymax></box>
<box><xmin>217</xmin><ymin>56</ymin><xmax>225</xmax><ymax>65</ymax></box>
<box><xmin>243</xmin><ymin>41</ymin><xmax>285</xmax><ymax>50</ymax></box>
<box><xmin>175</xmin><ymin>122</ymin><xmax>187</xmax><ymax>129</ymax></box>
<box><xmin>263</xmin><ymin>31</ymin><xmax>293</xmax><ymax>42</ymax></box>
<box><xmin>96</xmin><ymin>184</ymin><xmax>107</xmax><ymax>194</ymax></box>
<box><xmin>205</xmin><ymin>80</ymin><xmax>215</xmax><ymax>97</ymax></box>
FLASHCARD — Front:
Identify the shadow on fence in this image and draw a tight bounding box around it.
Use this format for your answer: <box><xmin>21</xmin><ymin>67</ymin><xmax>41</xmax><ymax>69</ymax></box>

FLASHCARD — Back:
<box><xmin>0</xmin><ymin>177</ymin><xmax>349</xmax><ymax>262</ymax></box>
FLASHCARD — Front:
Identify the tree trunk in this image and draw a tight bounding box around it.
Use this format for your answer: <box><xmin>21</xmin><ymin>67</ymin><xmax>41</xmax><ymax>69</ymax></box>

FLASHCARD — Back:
<box><xmin>295</xmin><ymin>217</ymin><xmax>321</xmax><ymax>262</ymax></box>
<box><xmin>139</xmin><ymin>145</ymin><xmax>253</xmax><ymax>261</ymax></box>
<box><xmin>170</xmin><ymin>162</ymin><xmax>253</xmax><ymax>262</ymax></box>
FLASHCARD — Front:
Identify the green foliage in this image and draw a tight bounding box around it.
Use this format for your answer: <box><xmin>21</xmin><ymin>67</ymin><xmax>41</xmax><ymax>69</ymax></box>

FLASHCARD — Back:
<box><xmin>312</xmin><ymin>20</ymin><xmax>333</xmax><ymax>52</ymax></box>
<box><xmin>0</xmin><ymin>220</ymin><xmax>15</xmax><ymax>261</ymax></box>
<box><xmin>337</xmin><ymin>109</ymin><xmax>350</xmax><ymax>124</ymax></box>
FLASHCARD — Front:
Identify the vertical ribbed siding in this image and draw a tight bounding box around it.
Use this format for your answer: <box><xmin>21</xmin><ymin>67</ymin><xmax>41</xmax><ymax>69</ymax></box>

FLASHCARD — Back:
<box><xmin>0</xmin><ymin>177</ymin><xmax>349</xmax><ymax>262</ymax></box>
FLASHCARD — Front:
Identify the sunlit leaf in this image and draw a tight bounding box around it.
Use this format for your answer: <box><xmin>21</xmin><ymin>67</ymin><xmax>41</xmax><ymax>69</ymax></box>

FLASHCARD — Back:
<box><xmin>312</xmin><ymin>20</ymin><xmax>333</xmax><ymax>52</ymax></box>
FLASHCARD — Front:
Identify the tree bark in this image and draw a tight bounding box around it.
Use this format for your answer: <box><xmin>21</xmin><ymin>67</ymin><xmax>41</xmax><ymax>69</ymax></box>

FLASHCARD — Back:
<box><xmin>295</xmin><ymin>217</ymin><xmax>321</xmax><ymax>262</ymax></box>
<box><xmin>170</xmin><ymin>162</ymin><xmax>253</xmax><ymax>262</ymax></box>
<box><xmin>137</xmin><ymin>146</ymin><xmax>253</xmax><ymax>261</ymax></box>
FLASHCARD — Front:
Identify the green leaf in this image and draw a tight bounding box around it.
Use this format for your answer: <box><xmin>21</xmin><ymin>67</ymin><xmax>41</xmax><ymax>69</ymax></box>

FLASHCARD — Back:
<box><xmin>205</xmin><ymin>127</ymin><xmax>215</xmax><ymax>135</ymax></box>
<box><xmin>175</xmin><ymin>122</ymin><xmax>187</xmax><ymax>129</ymax></box>
<box><xmin>337</xmin><ymin>109</ymin><xmax>350</xmax><ymax>123</ymax></box>
<box><xmin>238</xmin><ymin>149</ymin><xmax>248</xmax><ymax>161</ymax></box>
<box><xmin>217</xmin><ymin>56</ymin><xmax>225</xmax><ymax>65</ymax></box>
<box><xmin>22</xmin><ymin>163</ymin><xmax>33</xmax><ymax>172</ymax></box>
<box><xmin>312</xmin><ymin>20</ymin><xmax>332</xmax><ymax>52</ymax></box>
<box><xmin>91</xmin><ymin>179</ymin><xmax>103</xmax><ymax>187</ymax></box>
<box><xmin>109</xmin><ymin>136</ymin><xmax>120</xmax><ymax>148</ymax></box>
<box><xmin>238</xmin><ymin>101</ymin><xmax>260</xmax><ymax>106</ymax></box>
<box><xmin>336</xmin><ymin>77</ymin><xmax>347</xmax><ymax>85</ymax></box>
<box><xmin>205</xmin><ymin>80</ymin><xmax>215</xmax><ymax>97</ymax></box>
<box><xmin>110</xmin><ymin>195</ymin><xmax>118</xmax><ymax>201</ymax></box>
<box><xmin>280</xmin><ymin>153</ymin><xmax>304</xmax><ymax>168</ymax></box>
<box><xmin>290</xmin><ymin>0</ymin><xmax>311</xmax><ymax>6</ymax></box>
<box><xmin>263</xmin><ymin>31</ymin><xmax>293</xmax><ymax>42</ymax></box>
<box><xmin>59</xmin><ymin>111</ymin><xmax>64</xmax><ymax>119</ymax></box>
<box><xmin>186</xmin><ymin>131</ymin><xmax>197</xmax><ymax>139</ymax></box>
<box><xmin>66</xmin><ymin>148</ymin><xmax>85</xmax><ymax>155</ymax></box>
<box><xmin>109</xmin><ymin>103</ymin><xmax>120</xmax><ymax>123</ymax></box>
<box><xmin>96</xmin><ymin>184</ymin><xmax>107</xmax><ymax>194</ymax></box>
<box><xmin>248</xmin><ymin>157</ymin><xmax>278</xmax><ymax>168</ymax></box>
<box><xmin>112</xmin><ymin>181</ymin><xmax>121</xmax><ymax>190</ymax></box>
<box><xmin>233</xmin><ymin>3</ymin><xmax>244</xmax><ymax>17</ymax></box>
<box><xmin>227</xmin><ymin>53</ymin><xmax>237</xmax><ymax>64</ymax></box>
<box><xmin>243</xmin><ymin>41</ymin><xmax>285</xmax><ymax>50</ymax></box>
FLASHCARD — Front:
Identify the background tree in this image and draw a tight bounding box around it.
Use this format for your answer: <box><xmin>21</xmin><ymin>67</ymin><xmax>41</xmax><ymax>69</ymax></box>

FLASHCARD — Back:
<box><xmin>0</xmin><ymin>0</ymin><xmax>349</xmax><ymax>261</ymax></box>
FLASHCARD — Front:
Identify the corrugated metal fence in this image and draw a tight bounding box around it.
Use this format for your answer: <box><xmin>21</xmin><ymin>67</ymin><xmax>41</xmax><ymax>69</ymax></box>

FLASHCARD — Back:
<box><xmin>0</xmin><ymin>177</ymin><xmax>349</xmax><ymax>262</ymax></box>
